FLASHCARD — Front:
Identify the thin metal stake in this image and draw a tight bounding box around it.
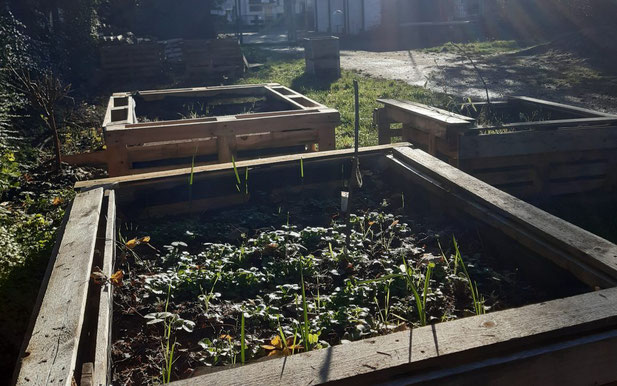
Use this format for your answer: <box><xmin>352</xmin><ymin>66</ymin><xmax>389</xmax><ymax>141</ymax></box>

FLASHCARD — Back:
<box><xmin>344</xmin><ymin>80</ymin><xmax>361</xmax><ymax>253</ymax></box>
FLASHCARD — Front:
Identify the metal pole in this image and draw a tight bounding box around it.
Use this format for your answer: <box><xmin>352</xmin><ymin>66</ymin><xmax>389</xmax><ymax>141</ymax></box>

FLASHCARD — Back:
<box><xmin>354</xmin><ymin>79</ymin><xmax>360</xmax><ymax>154</ymax></box>
<box><xmin>344</xmin><ymin>79</ymin><xmax>361</xmax><ymax>253</ymax></box>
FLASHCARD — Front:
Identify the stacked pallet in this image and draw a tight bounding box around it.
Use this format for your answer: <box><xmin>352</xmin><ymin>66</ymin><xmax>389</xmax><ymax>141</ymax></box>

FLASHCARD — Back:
<box><xmin>100</xmin><ymin>42</ymin><xmax>163</xmax><ymax>81</ymax></box>
<box><xmin>183</xmin><ymin>39</ymin><xmax>244</xmax><ymax>79</ymax></box>
<box><xmin>304</xmin><ymin>36</ymin><xmax>340</xmax><ymax>78</ymax></box>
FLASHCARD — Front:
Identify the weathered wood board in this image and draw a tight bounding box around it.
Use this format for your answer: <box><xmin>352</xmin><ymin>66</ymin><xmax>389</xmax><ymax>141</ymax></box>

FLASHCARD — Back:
<box><xmin>15</xmin><ymin>188</ymin><xmax>104</xmax><ymax>386</ymax></box>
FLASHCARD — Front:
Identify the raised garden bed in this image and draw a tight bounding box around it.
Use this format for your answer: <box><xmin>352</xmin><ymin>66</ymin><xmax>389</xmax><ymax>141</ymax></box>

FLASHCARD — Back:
<box><xmin>13</xmin><ymin>145</ymin><xmax>617</xmax><ymax>386</ymax></box>
<box><xmin>64</xmin><ymin>84</ymin><xmax>339</xmax><ymax>177</ymax></box>
<box><xmin>375</xmin><ymin>97</ymin><xmax>617</xmax><ymax>198</ymax></box>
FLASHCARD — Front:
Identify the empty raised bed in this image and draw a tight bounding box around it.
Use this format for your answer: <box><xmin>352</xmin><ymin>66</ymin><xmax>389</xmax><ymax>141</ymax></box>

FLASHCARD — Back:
<box><xmin>64</xmin><ymin>84</ymin><xmax>339</xmax><ymax>177</ymax></box>
<box><xmin>375</xmin><ymin>96</ymin><xmax>617</xmax><ymax>198</ymax></box>
<box><xmin>14</xmin><ymin>145</ymin><xmax>617</xmax><ymax>386</ymax></box>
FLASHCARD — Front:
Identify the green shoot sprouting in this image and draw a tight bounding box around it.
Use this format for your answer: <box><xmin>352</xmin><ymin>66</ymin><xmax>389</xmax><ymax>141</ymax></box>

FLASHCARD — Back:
<box><xmin>240</xmin><ymin>311</ymin><xmax>246</xmax><ymax>364</ymax></box>
<box><xmin>453</xmin><ymin>236</ymin><xmax>485</xmax><ymax>315</ymax></box>
<box><xmin>199</xmin><ymin>273</ymin><xmax>220</xmax><ymax>315</ymax></box>
<box><xmin>374</xmin><ymin>280</ymin><xmax>391</xmax><ymax>328</ymax></box>
<box><xmin>359</xmin><ymin>257</ymin><xmax>434</xmax><ymax>327</ymax></box>
<box><xmin>162</xmin><ymin>284</ymin><xmax>176</xmax><ymax>384</ymax></box>
<box><xmin>299</xmin><ymin>261</ymin><xmax>311</xmax><ymax>351</ymax></box>
<box><xmin>232</xmin><ymin>155</ymin><xmax>241</xmax><ymax>192</ymax></box>
<box><xmin>300</xmin><ymin>157</ymin><xmax>304</xmax><ymax>179</ymax></box>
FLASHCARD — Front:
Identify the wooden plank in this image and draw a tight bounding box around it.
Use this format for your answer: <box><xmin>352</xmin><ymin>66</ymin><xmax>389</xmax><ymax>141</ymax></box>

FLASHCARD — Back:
<box><xmin>378</xmin><ymin>98</ymin><xmax>474</xmax><ymax>124</ymax></box>
<box><xmin>384</xmin><ymin>330</ymin><xmax>617</xmax><ymax>385</ymax></box>
<box><xmin>317</xmin><ymin>125</ymin><xmax>336</xmax><ymax>151</ymax></box>
<box><xmin>80</xmin><ymin>363</ymin><xmax>93</xmax><ymax>386</ymax></box>
<box><xmin>548</xmin><ymin>161</ymin><xmax>609</xmax><ymax>180</ymax></box>
<box><xmin>127</xmin><ymin>138</ymin><xmax>217</xmax><ymax>164</ymax></box>
<box><xmin>265</xmin><ymin>86</ymin><xmax>309</xmax><ymax>110</ymax></box>
<box><xmin>74</xmin><ymin>144</ymin><xmax>409</xmax><ymax>190</ymax></box>
<box><xmin>63</xmin><ymin>151</ymin><xmax>108</xmax><ymax>167</ymax></box>
<box><xmin>473</xmin><ymin>117</ymin><xmax>617</xmax><ymax>133</ymax></box>
<box><xmin>105</xmin><ymin>132</ymin><xmax>130</xmax><ymax>177</ymax></box>
<box><xmin>127</xmin><ymin>117</ymin><xmax>217</xmax><ymax>129</ymax></box>
<box><xmin>93</xmin><ymin>190</ymin><xmax>115</xmax><ymax>386</ymax></box>
<box><xmin>217</xmin><ymin>135</ymin><xmax>235</xmax><ymax>163</ymax></box>
<box><xmin>392</xmin><ymin>147</ymin><xmax>617</xmax><ymax>287</ymax></box>
<box><xmin>459</xmin><ymin>127</ymin><xmax>617</xmax><ymax>159</ymax></box>
<box><xmin>381</xmin><ymin>104</ymin><xmax>472</xmax><ymax>140</ymax></box>
<box><xmin>170</xmin><ymin>287</ymin><xmax>617</xmax><ymax>386</ymax></box>
<box><xmin>460</xmin><ymin>150</ymin><xmax>612</xmax><ymax>171</ymax></box>
<box><xmin>106</xmin><ymin>109</ymin><xmax>341</xmax><ymax>145</ymax></box>
<box><xmin>473</xmin><ymin>168</ymin><xmax>536</xmax><ymax>186</ymax></box>
<box><xmin>15</xmin><ymin>188</ymin><xmax>104</xmax><ymax>386</ymax></box>
<box><xmin>547</xmin><ymin>178</ymin><xmax>607</xmax><ymax>196</ymax></box>
<box><xmin>136</xmin><ymin>84</ymin><xmax>267</xmax><ymax>101</ymax></box>
<box><xmin>510</xmin><ymin>96</ymin><xmax>617</xmax><ymax>118</ymax></box>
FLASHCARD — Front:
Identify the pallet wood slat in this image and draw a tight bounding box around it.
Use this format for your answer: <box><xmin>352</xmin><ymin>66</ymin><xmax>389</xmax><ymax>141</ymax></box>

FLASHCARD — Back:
<box><xmin>171</xmin><ymin>287</ymin><xmax>617</xmax><ymax>385</ymax></box>
<box><xmin>74</xmin><ymin>144</ymin><xmax>408</xmax><ymax>190</ymax></box>
<box><xmin>15</xmin><ymin>188</ymin><xmax>104</xmax><ymax>386</ymax></box>
<box><xmin>458</xmin><ymin>126</ymin><xmax>617</xmax><ymax>159</ymax></box>
<box><xmin>93</xmin><ymin>190</ymin><xmax>116</xmax><ymax>386</ymax></box>
<box><xmin>62</xmin><ymin>85</ymin><xmax>340</xmax><ymax>176</ymax></box>
<box><xmin>375</xmin><ymin>97</ymin><xmax>617</xmax><ymax>197</ymax></box>
<box><xmin>392</xmin><ymin>147</ymin><xmax>617</xmax><ymax>286</ymax></box>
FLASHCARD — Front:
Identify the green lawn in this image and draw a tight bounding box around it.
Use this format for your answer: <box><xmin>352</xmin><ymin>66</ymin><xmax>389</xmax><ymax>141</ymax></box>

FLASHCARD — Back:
<box><xmin>239</xmin><ymin>48</ymin><xmax>451</xmax><ymax>148</ymax></box>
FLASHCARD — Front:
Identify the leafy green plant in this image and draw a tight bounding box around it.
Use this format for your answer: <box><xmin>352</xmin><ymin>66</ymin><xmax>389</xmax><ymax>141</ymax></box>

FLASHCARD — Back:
<box><xmin>198</xmin><ymin>273</ymin><xmax>220</xmax><ymax>315</ymax></box>
<box><xmin>145</xmin><ymin>284</ymin><xmax>195</xmax><ymax>383</ymax></box>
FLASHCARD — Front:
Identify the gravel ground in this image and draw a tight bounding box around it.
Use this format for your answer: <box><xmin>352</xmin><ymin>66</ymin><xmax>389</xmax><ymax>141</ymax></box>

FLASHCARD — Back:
<box><xmin>341</xmin><ymin>47</ymin><xmax>617</xmax><ymax>114</ymax></box>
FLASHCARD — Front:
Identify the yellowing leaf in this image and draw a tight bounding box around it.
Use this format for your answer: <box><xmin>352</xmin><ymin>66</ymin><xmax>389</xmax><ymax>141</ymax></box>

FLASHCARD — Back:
<box><xmin>125</xmin><ymin>238</ymin><xmax>138</xmax><ymax>249</ymax></box>
<box><xmin>220</xmin><ymin>334</ymin><xmax>233</xmax><ymax>340</ymax></box>
<box><xmin>52</xmin><ymin>196</ymin><xmax>63</xmax><ymax>206</ymax></box>
<box><xmin>139</xmin><ymin>236</ymin><xmax>151</xmax><ymax>243</ymax></box>
<box><xmin>261</xmin><ymin>345</ymin><xmax>277</xmax><ymax>350</ymax></box>
<box><xmin>270</xmin><ymin>335</ymin><xmax>282</xmax><ymax>348</ymax></box>
<box><xmin>110</xmin><ymin>270</ymin><xmax>124</xmax><ymax>287</ymax></box>
<box><xmin>391</xmin><ymin>220</ymin><xmax>399</xmax><ymax>227</ymax></box>
<box><xmin>90</xmin><ymin>271</ymin><xmax>107</xmax><ymax>285</ymax></box>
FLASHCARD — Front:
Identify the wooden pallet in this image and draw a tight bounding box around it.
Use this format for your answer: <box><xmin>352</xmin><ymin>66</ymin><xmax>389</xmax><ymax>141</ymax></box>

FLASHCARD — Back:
<box><xmin>374</xmin><ymin>97</ymin><xmax>617</xmax><ymax>198</ymax></box>
<box><xmin>13</xmin><ymin>144</ymin><xmax>617</xmax><ymax>385</ymax></box>
<box><xmin>63</xmin><ymin>84</ymin><xmax>340</xmax><ymax>177</ymax></box>
<box><xmin>100</xmin><ymin>43</ymin><xmax>164</xmax><ymax>81</ymax></box>
<box><xmin>182</xmin><ymin>39</ymin><xmax>244</xmax><ymax>79</ymax></box>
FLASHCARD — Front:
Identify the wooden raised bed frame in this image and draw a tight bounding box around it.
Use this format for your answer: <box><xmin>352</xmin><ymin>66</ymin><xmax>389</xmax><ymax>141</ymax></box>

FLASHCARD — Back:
<box><xmin>64</xmin><ymin>83</ymin><xmax>340</xmax><ymax>177</ymax></box>
<box><xmin>13</xmin><ymin>144</ymin><xmax>617</xmax><ymax>386</ymax></box>
<box><xmin>375</xmin><ymin>96</ymin><xmax>617</xmax><ymax>198</ymax></box>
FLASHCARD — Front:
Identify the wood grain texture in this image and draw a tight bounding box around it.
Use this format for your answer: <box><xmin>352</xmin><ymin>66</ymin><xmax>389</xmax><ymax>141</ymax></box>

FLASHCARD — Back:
<box><xmin>392</xmin><ymin>147</ymin><xmax>617</xmax><ymax>286</ymax></box>
<box><xmin>15</xmin><ymin>188</ymin><xmax>104</xmax><ymax>386</ymax></box>
<box><xmin>75</xmin><ymin>144</ymin><xmax>409</xmax><ymax>190</ymax></box>
<box><xmin>459</xmin><ymin>126</ymin><xmax>617</xmax><ymax>159</ymax></box>
<box><xmin>93</xmin><ymin>190</ymin><xmax>116</xmax><ymax>386</ymax></box>
<box><xmin>171</xmin><ymin>288</ymin><xmax>617</xmax><ymax>386</ymax></box>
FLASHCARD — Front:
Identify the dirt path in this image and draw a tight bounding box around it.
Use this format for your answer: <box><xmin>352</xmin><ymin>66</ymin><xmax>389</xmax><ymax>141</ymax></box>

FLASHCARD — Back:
<box><xmin>341</xmin><ymin>48</ymin><xmax>617</xmax><ymax>114</ymax></box>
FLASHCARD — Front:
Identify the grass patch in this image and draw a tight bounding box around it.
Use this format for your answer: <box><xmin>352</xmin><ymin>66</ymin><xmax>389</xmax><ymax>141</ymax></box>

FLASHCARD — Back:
<box><xmin>423</xmin><ymin>40</ymin><xmax>521</xmax><ymax>56</ymax></box>
<box><xmin>240</xmin><ymin>47</ymin><xmax>452</xmax><ymax>149</ymax></box>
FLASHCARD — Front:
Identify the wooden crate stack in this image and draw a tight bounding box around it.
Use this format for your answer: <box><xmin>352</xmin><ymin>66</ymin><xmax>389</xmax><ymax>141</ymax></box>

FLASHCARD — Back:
<box><xmin>182</xmin><ymin>38</ymin><xmax>245</xmax><ymax>79</ymax></box>
<box><xmin>304</xmin><ymin>36</ymin><xmax>340</xmax><ymax>78</ymax></box>
<box><xmin>100</xmin><ymin>42</ymin><xmax>163</xmax><ymax>81</ymax></box>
